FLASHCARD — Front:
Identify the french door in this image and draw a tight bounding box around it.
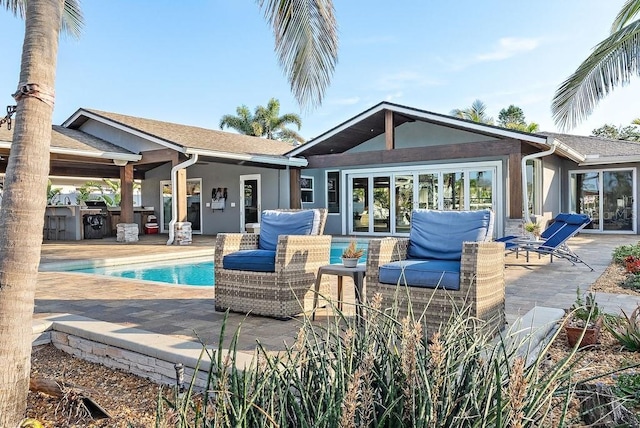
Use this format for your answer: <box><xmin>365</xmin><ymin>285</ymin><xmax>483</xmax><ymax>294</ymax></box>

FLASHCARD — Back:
<box><xmin>240</xmin><ymin>174</ymin><xmax>261</xmax><ymax>231</ymax></box>
<box><xmin>347</xmin><ymin>163</ymin><xmax>498</xmax><ymax>235</ymax></box>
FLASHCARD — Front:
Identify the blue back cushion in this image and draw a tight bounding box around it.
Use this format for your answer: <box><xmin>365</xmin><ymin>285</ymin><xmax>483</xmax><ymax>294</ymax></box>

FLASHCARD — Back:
<box><xmin>379</xmin><ymin>259</ymin><xmax>461</xmax><ymax>290</ymax></box>
<box><xmin>407</xmin><ymin>210</ymin><xmax>492</xmax><ymax>261</ymax></box>
<box><xmin>223</xmin><ymin>249</ymin><xmax>276</xmax><ymax>272</ymax></box>
<box><xmin>258</xmin><ymin>210</ymin><xmax>315</xmax><ymax>251</ymax></box>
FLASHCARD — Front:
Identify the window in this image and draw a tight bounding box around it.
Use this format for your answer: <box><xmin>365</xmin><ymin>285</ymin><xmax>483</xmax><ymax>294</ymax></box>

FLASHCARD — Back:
<box><xmin>301</xmin><ymin>176</ymin><xmax>314</xmax><ymax>203</ymax></box>
<box><xmin>327</xmin><ymin>171</ymin><xmax>340</xmax><ymax>213</ymax></box>
<box><xmin>525</xmin><ymin>159</ymin><xmax>541</xmax><ymax>216</ymax></box>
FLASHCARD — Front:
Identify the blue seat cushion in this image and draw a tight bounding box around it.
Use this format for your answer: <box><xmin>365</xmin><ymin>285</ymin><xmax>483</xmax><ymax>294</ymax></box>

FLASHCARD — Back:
<box><xmin>223</xmin><ymin>249</ymin><xmax>276</xmax><ymax>272</ymax></box>
<box><xmin>378</xmin><ymin>259</ymin><xmax>460</xmax><ymax>290</ymax></box>
<box><xmin>407</xmin><ymin>209</ymin><xmax>492</xmax><ymax>261</ymax></box>
<box><xmin>258</xmin><ymin>210</ymin><xmax>315</xmax><ymax>251</ymax></box>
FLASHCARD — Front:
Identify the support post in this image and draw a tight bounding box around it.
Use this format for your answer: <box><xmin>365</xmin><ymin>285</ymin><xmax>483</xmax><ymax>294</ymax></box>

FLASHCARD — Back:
<box><xmin>289</xmin><ymin>168</ymin><xmax>302</xmax><ymax>209</ymax></box>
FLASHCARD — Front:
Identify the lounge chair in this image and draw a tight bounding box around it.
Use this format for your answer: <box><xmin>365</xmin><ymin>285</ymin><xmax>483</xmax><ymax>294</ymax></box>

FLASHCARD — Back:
<box><xmin>366</xmin><ymin>209</ymin><xmax>505</xmax><ymax>337</ymax></box>
<box><xmin>499</xmin><ymin>213</ymin><xmax>593</xmax><ymax>270</ymax></box>
<box><xmin>214</xmin><ymin>209</ymin><xmax>332</xmax><ymax>319</ymax></box>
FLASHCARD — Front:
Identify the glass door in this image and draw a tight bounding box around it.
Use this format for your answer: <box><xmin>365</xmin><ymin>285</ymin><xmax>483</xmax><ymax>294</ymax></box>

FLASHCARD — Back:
<box><xmin>240</xmin><ymin>174</ymin><xmax>261</xmax><ymax>230</ymax></box>
<box><xmin>160</xmin><ymin>178</ymin><xmax>202</xmax><ymax>233</ymax></box>
<box><xmin>570</xmin><ymin>169</ymin><xmax>635</xmax><ymax>232</ymax></box>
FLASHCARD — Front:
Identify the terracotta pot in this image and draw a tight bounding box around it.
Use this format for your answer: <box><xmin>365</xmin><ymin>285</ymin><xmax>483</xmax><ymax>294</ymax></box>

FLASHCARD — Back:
<box><xmin>564</xmin><ymin>317</ymin><xmax>602</xmax><ymax>348</ymax></box>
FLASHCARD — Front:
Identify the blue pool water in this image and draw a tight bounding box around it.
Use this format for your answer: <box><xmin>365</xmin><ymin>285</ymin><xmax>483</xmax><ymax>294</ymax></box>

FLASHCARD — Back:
<box><xmin>69</xmin><ymin>241</ymin><xmax>367</xmax><ymax>287</ymax></box>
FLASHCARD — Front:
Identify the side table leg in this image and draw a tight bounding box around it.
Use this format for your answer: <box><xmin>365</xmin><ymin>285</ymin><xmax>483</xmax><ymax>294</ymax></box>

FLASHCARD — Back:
<box><xmin>312</xmin><ymin>272</ymin><xmax>324</xmax><ymax>321</ymax></box>
<box><xmin>337</xmin><ymin>277</ymin><xmax>343</xmax><ymax>311</ymax></box>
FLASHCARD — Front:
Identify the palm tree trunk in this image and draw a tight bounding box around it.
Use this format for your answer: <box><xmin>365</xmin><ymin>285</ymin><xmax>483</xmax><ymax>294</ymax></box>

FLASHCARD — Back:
<box><xmin>0</xmin><ymin>0</ymin><xmax>63</xmax><ymax>425</ymax></box>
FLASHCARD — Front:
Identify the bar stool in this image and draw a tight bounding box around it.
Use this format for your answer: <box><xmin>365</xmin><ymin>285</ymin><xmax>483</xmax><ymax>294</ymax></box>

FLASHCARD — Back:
<box><xmin>44</xmin><ymin>215</ymin><xmax>66</xmax><ymax>240</ymax></box>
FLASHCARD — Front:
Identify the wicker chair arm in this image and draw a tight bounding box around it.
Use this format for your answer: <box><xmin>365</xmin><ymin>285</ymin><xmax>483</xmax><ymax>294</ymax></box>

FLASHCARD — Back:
<box><xmin>214</xmin><ymin>233</ymin><xmax>260</xmax><ymax>266</ymax></box>
<box><xmin>275</xmin><ymin>235</ymin><xmax>332</xmax><ymax>271</ymax></box>
<box><xmin>459</xmin><ymin>241</ymin><xmax>505</xmax><ymax>295</ymax></box>
<box><xmin>366</xmin><ymin>238</ymin><xmax>409</xmax><ymax>284</ymax></box>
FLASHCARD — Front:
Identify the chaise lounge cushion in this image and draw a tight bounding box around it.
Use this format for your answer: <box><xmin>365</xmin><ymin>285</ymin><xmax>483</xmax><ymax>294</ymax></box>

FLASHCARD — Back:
<box><xmin>222</xmin><ymin>249</ymin><xmax>277</xmax><ymax>272</ymax></box>
<box><xmin>407</xmin><ymin>209</ymin><xmax>493</xmax><ymax>261</ymax></box>
<box><xmin>378</xmin><ymin>259</ymin><xmax>461</xmax><ymax>290</ymax></box>
<box><xmin>258</xmin><ymin>210</ymin><xmax>316</xmax><ymax>251</ymax></box>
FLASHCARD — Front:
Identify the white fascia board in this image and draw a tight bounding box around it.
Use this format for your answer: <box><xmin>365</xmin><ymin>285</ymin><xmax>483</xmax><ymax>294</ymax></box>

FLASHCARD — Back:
<box><xmin>579</xmin><ymin>156</ymin><xmax>640</xmax><ymax>166</ymax></box>
<box><xmin>63</xmin><ymin>109</ymin><xmax>185</xmax><ymax>153</ymax></box>
<box><xmin>186</xmin><ymin>148</ymin><xmax>308</xmax><ymax>167</ymax></box>
<box><xmin>0</xmin><ymin>141</ymin><xmax>142</xmax><ymax>162</ymax></box>
<box><xmin>549</xmin><ymin>137</ymin><xmax>586</xmax><ymax>163</ymax></box>
<box><xmin>52</xmin><ymin>147</ymin><xmax>141</xmax><ymax>161</ymax></box>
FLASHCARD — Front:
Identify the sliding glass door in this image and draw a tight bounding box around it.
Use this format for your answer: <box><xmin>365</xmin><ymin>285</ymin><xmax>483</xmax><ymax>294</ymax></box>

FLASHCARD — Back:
<box><xmin>160</xmin><ymin>178</ymin><xmax>202</xmax><ymax>234</ymax></box>
<box><xmin>570</xmin><ymin>168</ymin><xmax>635</xmax><ymax>232</ymax></box>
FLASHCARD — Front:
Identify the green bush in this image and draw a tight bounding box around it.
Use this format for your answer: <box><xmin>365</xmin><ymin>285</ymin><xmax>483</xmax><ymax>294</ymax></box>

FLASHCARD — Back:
<box><xmin>156</xmin><ymin>296</ymin><xmax>591</xmax><ymax>427</ymax></box>
<box><xmin>613</xmin><ymin>243</ymin><xmax>640</xmax><ymax>264</ymax></box>
<box><xmin>614</xmin><ymin>372</ymin><xmax>640</xmax><ymax>409</ymax></box>
<box><xmin>605</xmin><ymin>305</ymin><xmax>640</xmax><ymax>351</ymax></box>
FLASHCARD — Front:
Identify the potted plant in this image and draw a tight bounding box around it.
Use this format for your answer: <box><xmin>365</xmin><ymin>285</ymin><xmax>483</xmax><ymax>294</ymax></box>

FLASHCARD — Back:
<box><xmin>523</xmin><ymin>221</ymin><xmax>541</xmax><ymax>239</ymax></box>
<box><xmin>564</xmin><ymin>287</ymin><xmax>603</xmax><ymax>348</ymax></box>
<box><xmin>341</xmin><ymin>241</ymin><xmax>364</xmax><ymax>268</ymax></box>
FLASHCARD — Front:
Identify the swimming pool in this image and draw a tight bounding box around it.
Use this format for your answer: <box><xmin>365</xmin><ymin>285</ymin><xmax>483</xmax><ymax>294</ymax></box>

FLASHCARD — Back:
<box><xmin>67</xmin><ymin>241</ymin><xmax>367</xmax><ymax>287</ymax></box>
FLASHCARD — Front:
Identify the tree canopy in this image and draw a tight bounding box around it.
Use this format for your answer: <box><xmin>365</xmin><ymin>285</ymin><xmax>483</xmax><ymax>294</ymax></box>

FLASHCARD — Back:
<box><xmin>220</xmin><ymin>98</ymin><xmax>304</xmax><ymax>144</ymax></box>
<box><xmin>552</xmin><ymin>0</ymin><xmax>640</xmax><ymax>130</ymax></box>
<box><xmin>450</xmin><ymin>99</ymin><xmax>494</xmax><ymax>125</ymax></box>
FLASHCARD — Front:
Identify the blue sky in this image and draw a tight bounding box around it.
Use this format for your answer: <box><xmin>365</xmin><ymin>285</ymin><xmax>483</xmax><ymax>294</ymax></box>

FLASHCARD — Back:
<box><xmin>0</xmin><ymin>1</ymin><xmax>638</xmax><ymax>140</ymax></box>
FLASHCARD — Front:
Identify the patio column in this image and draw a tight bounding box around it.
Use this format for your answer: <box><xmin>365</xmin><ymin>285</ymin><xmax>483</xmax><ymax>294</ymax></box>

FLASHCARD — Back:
<box><xmin>289</xmin><ymin>168</ymin><xmax>301</xmax><ymax>209</ymax></box>
<box><xmin>175</xmin><ymin>167</ymin><xmax>187</xmax><ymax>222</ymax></box>
<box><xmin>116</xmin><ymin>163</ymin><xmax>138</xmax><ymax>242</ymax></box>
<box><xmin>509</xmin><ymin>152</ymin><xmax>523</xmax><ymax>219</ymax></box>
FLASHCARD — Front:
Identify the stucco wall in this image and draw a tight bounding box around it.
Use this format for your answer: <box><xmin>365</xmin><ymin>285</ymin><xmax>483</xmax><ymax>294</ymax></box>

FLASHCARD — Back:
<box><xmin>142</xmin><ymin>162</ymin><xmax>290</xmax><ymax>235</ymax></box>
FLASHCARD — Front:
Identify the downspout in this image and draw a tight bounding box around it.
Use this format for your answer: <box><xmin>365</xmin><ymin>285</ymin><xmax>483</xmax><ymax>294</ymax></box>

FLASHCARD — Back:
<box><xmin>166</xmin><ymin>153</ymin><xmax>198</xmax><ymax>245</ymax></box>
<box><xmin>521</xmin><ymin>138</ymin><xmax>556</xmax><ymax>224</ymax></box>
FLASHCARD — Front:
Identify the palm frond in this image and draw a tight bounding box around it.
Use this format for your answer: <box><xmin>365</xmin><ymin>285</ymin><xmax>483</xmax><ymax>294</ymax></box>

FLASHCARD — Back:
<box><xmin>611</xmin><ymin>0</ymin><xmax>640</xmax><ymax>33</ymax></box>
<box><xmin>258</xmin><ymin>0</ymin><xmax>338</xmax><ymax>110</ymax></box>
<box><xmin>552</xmin><ymin>20</ymin><xmax>640</xmax><ymax>131</ymax></box>
<box><xmin>2</xmin><ymin>0</ymin><xmax>83</xmax><ymax>38</ymax></box>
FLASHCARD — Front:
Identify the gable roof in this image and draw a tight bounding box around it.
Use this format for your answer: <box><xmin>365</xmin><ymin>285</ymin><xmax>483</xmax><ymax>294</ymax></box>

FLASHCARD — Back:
<box><xmin>287</xmin><ymin>101</ymin><xmax>551</xmax><ymax>157</ymax></box>
<box><xmin>63</xmin><ymin>109</ymin><xmax>307</xmax><ymax>167</ymax></box>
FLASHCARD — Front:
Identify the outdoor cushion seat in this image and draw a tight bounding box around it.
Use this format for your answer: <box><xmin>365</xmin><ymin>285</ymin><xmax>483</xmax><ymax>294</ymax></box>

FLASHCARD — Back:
<box><xmin>215</xmin><ymin>209</ymin><xmax>331</xmax><ymax>319</ymax></box>
<box><xmin>378</xmin><ymin>259</ymin><xmax>461</xmax><ymax>290</ymax></box>
<box><xmin>222</xmin><ymin>249</ymin><xmax>276</xmax><ymax>272</ymax></box>
<box><xmin>366</xmin><ymin>209</ymin><xmax>505</xmax><ymax>337</ymax></box>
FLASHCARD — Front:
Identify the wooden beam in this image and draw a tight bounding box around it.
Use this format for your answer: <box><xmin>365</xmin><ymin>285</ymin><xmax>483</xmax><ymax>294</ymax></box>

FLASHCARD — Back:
<box><xmin>119</xmin><ymin>164</ymin><xmax>134</xmax><ymax>223</ymax></box>
<box><xmin>289</xmin><ymin>168</ymin><xmax>301</xmax><ymax>209</ymax></box>
<box><xmin>385</xmin><ymin>110</ymin><xmax>394</xmax><ymax>150</ymax></box>
<box><xmin>176</xmin><ymin>169</ymin><xmax>187</xmax><ymax>222</ymax></box>
<box><xmin>508</xmin><ymin>151</ymin><xmax>523</xmax><ymax>219</ymax></box>
<box><xmin>136</xmin><ymin>149</ymin><xmax>178</xmax><ymax>165</ymax></box>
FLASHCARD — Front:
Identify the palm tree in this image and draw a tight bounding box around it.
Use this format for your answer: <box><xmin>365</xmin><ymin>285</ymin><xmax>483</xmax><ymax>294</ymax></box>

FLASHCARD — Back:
<box><xmin>551</xmin><ymin>0</ymin><xmax>640</xmax><ymax>130</ymax></box>
<box><xmin>0</xmin><ymin>1</ymin><xmax>338</xmax><ymax>425</ymax></box>
<box><xmin>450</xmin><ymin>99</ymin><xmax>495</xmax><ymax>125</ymax></box>
<box><xmin>220</xmin><ymin>98</ymin><xmax>305</xmax><ymax>144</ymax></box>
<box><xmin>0</xmin><ymin>2</ymin><xmax>81</xmax><ymax>426</ymax></box>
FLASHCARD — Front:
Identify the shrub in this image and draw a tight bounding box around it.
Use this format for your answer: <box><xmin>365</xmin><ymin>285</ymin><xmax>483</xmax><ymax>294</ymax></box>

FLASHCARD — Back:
<box><xmin>613</xmin><ymin>243</ymin><xmax>640</xmax><ymax>264</ymax></box>
<box><xmin>614</xmin><ymin>372</ymin><xmax>640</xmax><ymax>409</ymax></box>
<box><xmin>157</xmin><ymin>297</ymin><xmax>590</xmax><ymax>427</ymax></box>
<box><xmin>624</xmin><ymin>256</ymin><xmax>640</xmax><ymax>274</ymax></box>
<box><xmin>605</xmin><ymin>305</ymin><xmax>640</xmax><ymax>352</ymax></box>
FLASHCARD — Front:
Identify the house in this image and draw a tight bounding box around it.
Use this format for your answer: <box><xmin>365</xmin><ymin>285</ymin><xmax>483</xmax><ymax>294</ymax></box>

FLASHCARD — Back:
<box><xmin>0</xmin><ymin>101</ymin><xmax>637</xmax><ymax>241</ymax></box>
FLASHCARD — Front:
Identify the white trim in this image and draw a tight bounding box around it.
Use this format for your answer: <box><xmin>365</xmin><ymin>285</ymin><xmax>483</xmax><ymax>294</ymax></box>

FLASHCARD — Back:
<box><xmin>579</xmin><ymin>156</ymin><xmax>640</xmax><ymax>166</ymax></box>
<box><xmin>0</xmin><ymin>142</ymin><xmax>141</xmax><ymax>162</ymax></box>
<box><xmin>300</xmin><ymin>175</ymin><xmax>314</xmax><ymax>204</ymax></box>
<box><xmin>340</xmin><ymin>160</ymin><xmax>503</xmax><ymax>236</ymax></box>
<box><xmin>288</xmin><ymin>102</ymin><xmax>549</xmax><ymax>157</ymax></box>
<box><xmin>567</xmin><ymin>167</ymin><xmax>636</xmax><ymax>234</ymax></box>
<box><xmin>63</xmin><ymin>110</ymin><xmax>185</xmax><ymax>152</ymax></box>
<box><xmin>185</xmin><ymin>148</ymin><xmax>307</xmax><ymax>168</ymax></box>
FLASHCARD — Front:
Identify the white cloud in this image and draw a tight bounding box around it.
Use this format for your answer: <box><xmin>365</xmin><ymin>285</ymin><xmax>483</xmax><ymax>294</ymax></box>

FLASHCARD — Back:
<box><xmin>385</xmin><ymin>92</ymin><xmax>404</xmax><ymax>102</ymax></box>
<box><xmin>475</xmin><ymin>37</ymin><xmax>541</xmax><ymax>62</ymax></box>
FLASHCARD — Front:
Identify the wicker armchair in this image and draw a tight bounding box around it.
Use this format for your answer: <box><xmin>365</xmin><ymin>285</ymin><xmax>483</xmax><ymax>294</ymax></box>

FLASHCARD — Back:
<box><xmin>366</xmin><ymin>211</ymin><xmax>505</xmax><ymax>337</ymax></box>
<box><xmin>214</xmin><ymin>209</ymin><xmax>332</xmax><ymax>319</ymax></box>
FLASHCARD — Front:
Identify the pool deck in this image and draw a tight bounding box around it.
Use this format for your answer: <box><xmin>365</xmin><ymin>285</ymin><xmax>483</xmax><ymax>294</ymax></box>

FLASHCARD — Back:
<box><xmin>35</xmin><ymin>233</ymin><xmax>640</xmax><ymax>353</ymax></box>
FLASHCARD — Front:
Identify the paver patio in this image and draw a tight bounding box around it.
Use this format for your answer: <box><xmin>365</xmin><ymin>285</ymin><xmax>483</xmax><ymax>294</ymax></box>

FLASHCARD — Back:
<box><xmin>34</xmin><ymin>234</ymin><xmax>640</xmax><ymax>352</ymax></box>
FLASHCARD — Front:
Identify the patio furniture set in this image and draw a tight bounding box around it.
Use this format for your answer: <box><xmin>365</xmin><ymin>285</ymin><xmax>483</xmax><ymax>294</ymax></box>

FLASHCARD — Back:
<box><xmin>214</xmin><ymin>208</ymin><xmax>591</xmax><ymax>335</ymax></box>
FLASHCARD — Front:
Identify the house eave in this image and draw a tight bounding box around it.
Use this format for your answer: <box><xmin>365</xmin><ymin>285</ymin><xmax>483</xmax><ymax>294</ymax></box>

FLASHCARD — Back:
<box><xmin>185</xmin><ymin>148</ymin><xmax>308</xmax><ymax>167</ymax></box>
<box><xmin>0</xmin><ymin>142</ymin><xmax>141</xmax><ymax>162</ymax></box>
<box><xmin>579</xmin><ymin>156</ymin><xmax>640</xmax><ymax>166</ymax></box>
